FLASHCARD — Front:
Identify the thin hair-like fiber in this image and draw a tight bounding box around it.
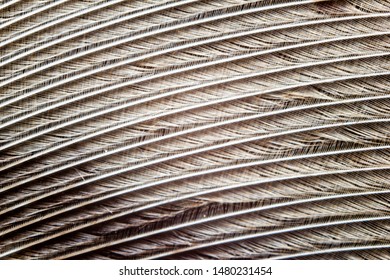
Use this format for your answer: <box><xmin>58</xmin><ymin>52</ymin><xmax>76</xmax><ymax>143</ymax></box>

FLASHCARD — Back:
<box><xmin>2</xmin><ymin>0</ymin><xmax>390</xmax><ymax>259</ymax></box>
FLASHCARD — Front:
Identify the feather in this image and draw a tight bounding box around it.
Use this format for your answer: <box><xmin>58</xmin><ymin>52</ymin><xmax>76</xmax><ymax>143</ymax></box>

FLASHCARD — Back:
<box><xmin>2</xmin><ymin>0</ymin><xmax>390</xmax><ymax>260</ymax></box>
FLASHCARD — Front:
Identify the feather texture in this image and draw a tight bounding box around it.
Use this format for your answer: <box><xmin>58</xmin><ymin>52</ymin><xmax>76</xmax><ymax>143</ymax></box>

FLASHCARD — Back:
<box><xmin>2</xmin><ymin>0</ymin><xmax>390</xmax><ymax>259</ymax></box>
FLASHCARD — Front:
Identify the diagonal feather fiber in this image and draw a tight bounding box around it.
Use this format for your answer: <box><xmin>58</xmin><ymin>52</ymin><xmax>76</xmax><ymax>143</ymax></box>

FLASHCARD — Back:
<box><xmin>2</xmin><ymin>0</ymin><xmax>390</xmax><ymax>259</ymax></box>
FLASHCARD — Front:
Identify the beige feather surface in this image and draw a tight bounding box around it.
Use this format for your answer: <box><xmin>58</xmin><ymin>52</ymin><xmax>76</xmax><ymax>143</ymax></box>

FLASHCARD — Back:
<box><xmin>2</xmin><ymin>0</ymin><xmax>390</xmax><ymax>259</ymax></box>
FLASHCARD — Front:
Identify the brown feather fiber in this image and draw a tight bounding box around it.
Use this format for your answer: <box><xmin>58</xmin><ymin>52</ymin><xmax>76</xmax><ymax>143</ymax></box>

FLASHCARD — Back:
<box><xmin>2</xmin><ymin>0</ymin><xmax>390</xmax><ymax>260</ymax></box>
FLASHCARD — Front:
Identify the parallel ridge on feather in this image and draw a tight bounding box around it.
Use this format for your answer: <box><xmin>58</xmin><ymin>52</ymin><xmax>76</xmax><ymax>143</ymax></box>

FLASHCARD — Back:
<box><xmin>2</xmin><ymin>0</ymin><xmax>390</xmax><ymax>259</ymax></box>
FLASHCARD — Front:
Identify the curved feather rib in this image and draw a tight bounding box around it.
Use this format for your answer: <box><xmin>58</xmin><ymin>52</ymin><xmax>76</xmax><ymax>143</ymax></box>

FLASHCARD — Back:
<box><xmin>147</xmin><ymin>218</ymin><xmax>390</xmax><ymax>260</ymax></box>
<box><xmin>0</xmin><ymin>0</ymin><xmax>125</xmax><ymax>49</ymax></box>
<box><xmin>2</xmin><ymin>44</ymin><xmax>389</xmax><ymax>171</ymax></box>
<box><xmin>0</xmin><ymin>32</ymin><xmax>390</xmax><ymax>161</ymax></box>
<box><xmin>3</xmin><ymin>165</ymin><xmax>390</xmax><ymax>259</ymax></box>
<box><xmin>3</xmin><ymin>78</ymin><xmax>390</xmax><ymax>175</ymax></box>
<box><xmin>2</xmin><ymin>13</ymin><xmax>388</xmax><ymax>136</ymax></box>
<box><xmin>3</xmin><ymin>19</ymin><xmax>389</xmax><ymax>121</ymax></box>
<box><xmin>0</xmin><ymin>1</ymin><xmax>329</xmax><ymax>117</ymax></box>
<box><xmin>2</xmin><ymin>32</ymin><xmax>386</xmax><ymax>147</ymax></box>
<box><xmin>3</xmin><ymin>67</ymin><xmax>390</xmax><ymax>194</ymax></box>
<box><xmin>0</xmin><ymin>0</ymin><xmax>296</xmax><ymax>73</ymax></box>
<box><xmin>0</xmin><ymin>0</ymin><xmax>21</xmax><ymax>11</ymax></box>
<box><xmin>0</xmin><ymin>0</ymin><xmax>68</xmax><ymax>30</ymax></box>
<box><xmin>2</xmin><ymin>12</ymin><xmax>384</xmax><ymax>95</ymax></box>
<box><xmin>3</xmin><ymin>79</ymin><xmax>390</xmax><ymax>225</ymax></box>
<box><xmin>274</xmin><ymin>245</ymin><xmax>390</xmax><ymax>260</ymax></box>
<box><xmin>0</xmin><ymin>0</ymin><xmax>199</xmax><ymax>62</ymax></box>
<box><xmin>4</xmin><ymin>113</ymin><xmax>390</xmax><ymax>213</ymax></box>
<box><xmin>3</xmin><ymin>129</ymin><xmax>390</xmax><ymax>256</ymax></box>
<box><xmin>51</xmin><ymin>191</ymin><xmax>390</xmax><ymax>259</ymax></box>
<box><xmin>0</xmin><ymin>0</ymin><xmax>198</xmax><ymax>76</ymax></box>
